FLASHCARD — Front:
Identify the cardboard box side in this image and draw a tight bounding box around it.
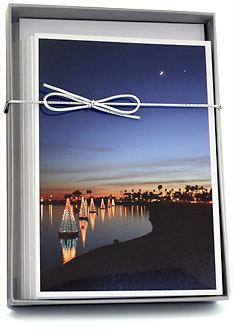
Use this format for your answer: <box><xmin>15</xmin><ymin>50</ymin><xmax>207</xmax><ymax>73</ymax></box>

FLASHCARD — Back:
<box><xmin>207</xmin><ymin>15</ymin><xmax>230</xmax><ymax>299</ymax></box>
<box><xmin>10</xmin><ymin>4</ymin><xmax>214</xmax><ymax>24</ymax></box>
<box><xmin>6</xmin><ymin>3</ymin><xmax>14</xmax><ymax>307</ymax></box>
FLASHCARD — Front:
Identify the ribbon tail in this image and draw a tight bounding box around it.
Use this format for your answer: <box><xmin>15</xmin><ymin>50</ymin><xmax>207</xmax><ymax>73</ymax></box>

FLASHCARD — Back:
<box><xmin>92</xmin><ymin>104</ymin><xmax>141</xmax><ymax>120</ymax></box>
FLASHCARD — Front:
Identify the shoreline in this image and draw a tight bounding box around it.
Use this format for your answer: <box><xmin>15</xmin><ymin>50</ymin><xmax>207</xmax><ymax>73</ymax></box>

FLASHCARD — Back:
<box><xmin>41</xmin><ymin>202</ymin><xmax>216</xmax><ymax>291</ymax></box>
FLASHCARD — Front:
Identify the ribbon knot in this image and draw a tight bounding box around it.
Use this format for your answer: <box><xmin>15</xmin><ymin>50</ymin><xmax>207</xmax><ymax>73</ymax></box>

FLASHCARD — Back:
<box><xmin>43</xmin><ymin>83</ymin><xmax>141</xmax><ymax>119</ymax></box>
<box><xmin>90</xmin><ymin>100</ymin><xmax>95</xmax><ymax>108</ymax></box>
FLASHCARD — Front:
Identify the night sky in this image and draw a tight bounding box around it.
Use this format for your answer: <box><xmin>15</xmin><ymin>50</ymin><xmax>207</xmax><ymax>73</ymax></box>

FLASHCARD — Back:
<box><xmin>39</xmin><ymin>38</ymin><xmax>211</xmax><ymax>199</ymax></box>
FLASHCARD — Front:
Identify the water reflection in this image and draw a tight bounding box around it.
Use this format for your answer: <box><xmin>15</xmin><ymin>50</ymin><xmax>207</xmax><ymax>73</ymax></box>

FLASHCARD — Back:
<box><xmin>40</xmin><ymin>203</ymin><xmax>151</xmax><ymax>274</ymax></box>
<box><xmin>60</xmin><ymin>237</ymin><xmax>78</xmax><ymax>264</ymax></box>
<box><xmin>100</xmin><ymin>208</ymin><xmax>105</xmax><ymax>223</ymax></box>
<box><xmin>89</xmin><ymin>212</ymin><xmax>96</xmax><ymax>231</ymax></box>
<box><xmin>107</xmin><ymin>207</ymin><xmax>112</xmax><ymax>220</ymax></box>
<box><xmin>125</xmin><ymin>207</ymin><xmax>128</xmax><ymax>218</ymax></box>
<box><xmin>79</xmin><ymin>219</ymin><xmax>88</xmax><ymax>249</ymax></box>
<box><xmin>40</xmin><ymin>204</ymin><xmax>43</xmax><ymax>231</ymax></box>
<box><xmin>112</xmin><ymin>206</ymin><xmax>115</xmax><ymax>218</ymax></box>
<box><xmin>120</xmin><ymin>205</ymin><xmax>123</xmax><ymax>219</ymax></box>
<box><xmin>141</xmin><ymin>205</ymin><xmax>143</xmax><ymax>219</ymax></box>
<box><xmin>49</xmin><ymin>204</ymin><xmax>53</xmax><ymax>226</ymax></box>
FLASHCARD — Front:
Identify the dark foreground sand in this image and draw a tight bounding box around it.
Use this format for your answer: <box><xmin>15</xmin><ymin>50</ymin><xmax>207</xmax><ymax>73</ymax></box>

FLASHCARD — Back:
<box><xmin>41</xmin><ymin>202</ymin><xmax>216</xmax><ymax>291</ymax></box>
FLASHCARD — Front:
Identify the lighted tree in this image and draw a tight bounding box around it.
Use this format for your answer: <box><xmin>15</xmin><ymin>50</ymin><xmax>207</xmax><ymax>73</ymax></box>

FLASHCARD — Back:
<box><xmin>59</xmin><ymin>198</ymin><xmax>78</xmax><ymax>234</ymax></box>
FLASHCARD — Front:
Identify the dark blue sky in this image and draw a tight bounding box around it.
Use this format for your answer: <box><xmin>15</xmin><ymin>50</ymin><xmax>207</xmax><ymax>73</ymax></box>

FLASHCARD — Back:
<box><xmin>39</xmin><ymin>38</ymin><xmax>211</xmax><ymax>199</ymax></box>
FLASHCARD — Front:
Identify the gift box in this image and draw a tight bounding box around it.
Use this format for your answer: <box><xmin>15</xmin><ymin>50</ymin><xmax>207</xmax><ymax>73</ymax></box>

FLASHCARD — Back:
<box><xmin>5</xmin><ymin>4</ymin><xmax>229</xmax><ymax>306</ymax></box>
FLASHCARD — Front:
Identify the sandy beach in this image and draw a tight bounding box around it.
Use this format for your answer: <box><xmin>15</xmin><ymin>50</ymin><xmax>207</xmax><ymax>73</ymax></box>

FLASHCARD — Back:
<box><xmin>41</xmin><ymin>202</ymin><xmax>216</xmax><ymax>291</ymax></box>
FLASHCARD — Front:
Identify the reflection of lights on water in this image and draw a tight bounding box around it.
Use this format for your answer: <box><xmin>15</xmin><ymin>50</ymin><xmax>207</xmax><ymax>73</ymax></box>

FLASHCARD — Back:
<box><xmin>111</xmin><ymin>206</ymin><xmax>115</xmax><ymax>218</ymax></box>
<box><xmin>140</xmin><ymin>206</ymin><xmax>143</xmax><ymax>220</ymax></box>
<box><xmin>89</xmin><ymin>212</ymin><xmax>96</xmax><ymax>231</ymax></box>
<box><xmin>49</xmin><ymin>204</ymin><xmax>53</xmax><ymax>226</ymax></box>
<box><xmin>107</xmin><ymin>207</ymin><xmax>112</xmax><ymax>220</ymax></box>
<box><xmin>40</xmin><ymin>204</ymin><xmax>43</xmax><ymax>231</ymax></box>
<box><xmin>101</xmin><ymin>208</ymin><xmax>105</xmax><ymax>223</ymax></box>
<box><xmin>119</xmin><ymin>205</ymin><xmax>123</xmax><ymax>219</ymax></box>
<box><xmin>42</xmin><ymin>204</ymin><xmax>152</xmax><ymax>273</ymax></box>
<box><xmin>60</xmin><ymin>237</ymin><xmax>78</xmax><ymax>264</ymax></box>
<box><xmin>79</xmin><ymin>219</ymin><xmax>88</xmax><ymax>249</ymax></box>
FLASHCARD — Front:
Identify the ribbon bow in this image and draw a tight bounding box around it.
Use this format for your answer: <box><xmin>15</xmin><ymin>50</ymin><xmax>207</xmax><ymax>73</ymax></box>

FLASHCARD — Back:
<box><xmin>43</xmin><ymin>83</ymin><xmax>141</xmax><ymax>120</ymax></box>
<box><xmin>3</xmin><ymin>84</ymin><xmax>221</xmax><ymax>115</ymax></box>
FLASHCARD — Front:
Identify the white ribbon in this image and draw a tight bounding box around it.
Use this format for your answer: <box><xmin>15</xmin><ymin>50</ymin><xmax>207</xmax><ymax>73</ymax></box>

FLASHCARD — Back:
<box><xmin>43</xmin><ymin>83</ymin><xmax>141</xmax><ymax>120</ymax></box>
<box><xmin>4</xmin><ymin>83</ymin><xmax>222</xmax><ymax>116</ymax></box>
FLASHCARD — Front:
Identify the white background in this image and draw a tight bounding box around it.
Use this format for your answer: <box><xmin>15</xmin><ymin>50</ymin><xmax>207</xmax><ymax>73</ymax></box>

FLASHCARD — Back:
<box><xmin>0</xmin><ymin>0</ymin><xmax>233</xmax><ymax>328</ymax></box>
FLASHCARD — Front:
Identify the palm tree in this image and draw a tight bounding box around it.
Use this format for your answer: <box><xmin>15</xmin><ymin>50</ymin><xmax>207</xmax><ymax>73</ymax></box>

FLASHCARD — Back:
<box><xmin>199</xmin><ymin>186</ymin><xmax>204</xmax><ymax>194</ymax></box>
<box><xmin>137</xmin><ymin>189</ymin><xmax>142</xmax><ymax>200</ymax></box>
<box><xmin>185</xmin><ymin>185</ymin><xmax>191</xmax><ymax>194</ymax></box>
<box><xmin>190</xmin><ymin>186</ymin><xmax>195</xmax><ymax>196</ymax></box>
<box><xmin>64</xmin><ymin>194</ymin><xmax>73</xmax><ymax>200</ymax></box>
<box><xmin>158</xmin><ymin>185</ymin><xmax>162</xmax><ymax>196</ymax></box>
<box><xmin>72</xmin><ymin>189</ymin><xmax>82</xmax><ymax>197</ymax></box>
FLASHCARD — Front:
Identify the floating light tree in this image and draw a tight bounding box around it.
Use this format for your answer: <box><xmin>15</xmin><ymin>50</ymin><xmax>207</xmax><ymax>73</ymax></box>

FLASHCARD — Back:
<box><xmin>107</xmin><ymin>198</ymin><xmax>111</xmax><ymax>208</ymax></box>
<box><xmin>79</xmin><ymin>196</ymin><xmax>88</xmax><ymax>220</ymax></box>
<box><xmin>100</xmin><ymin>198</ymin><xmax>105</xmax><ymax>209</ymax></box>
<box><xmin>58</xmin><ymin>198</ymin><xmax>79</xmax><ymax>238</ymax></box>
<box><xmin>89</xmin><ymin>197</ymin><xmax>96</xmax><ymax>213</ymax></box>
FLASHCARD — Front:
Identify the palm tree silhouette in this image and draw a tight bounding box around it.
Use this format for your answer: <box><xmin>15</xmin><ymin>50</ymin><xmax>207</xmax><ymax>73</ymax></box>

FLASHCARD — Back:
<box><xmin>158</xmin><ymin>185</ymin><xmax>163</xmax><ymax>194</ymax></box>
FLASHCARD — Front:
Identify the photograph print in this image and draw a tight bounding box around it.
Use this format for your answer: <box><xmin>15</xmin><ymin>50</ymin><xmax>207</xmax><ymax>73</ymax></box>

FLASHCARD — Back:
<box><xmin>38</xmin><ymin>35</ymin><xmax>222</xmax><ymax>297</ymax></box>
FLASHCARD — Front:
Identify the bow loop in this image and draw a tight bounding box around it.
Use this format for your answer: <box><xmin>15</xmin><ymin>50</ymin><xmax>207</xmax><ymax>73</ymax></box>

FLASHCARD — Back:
<box><xmin>43</xmin><ymin>83</ymin><xmax>141</xmax><ymax>120</ymax></box>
